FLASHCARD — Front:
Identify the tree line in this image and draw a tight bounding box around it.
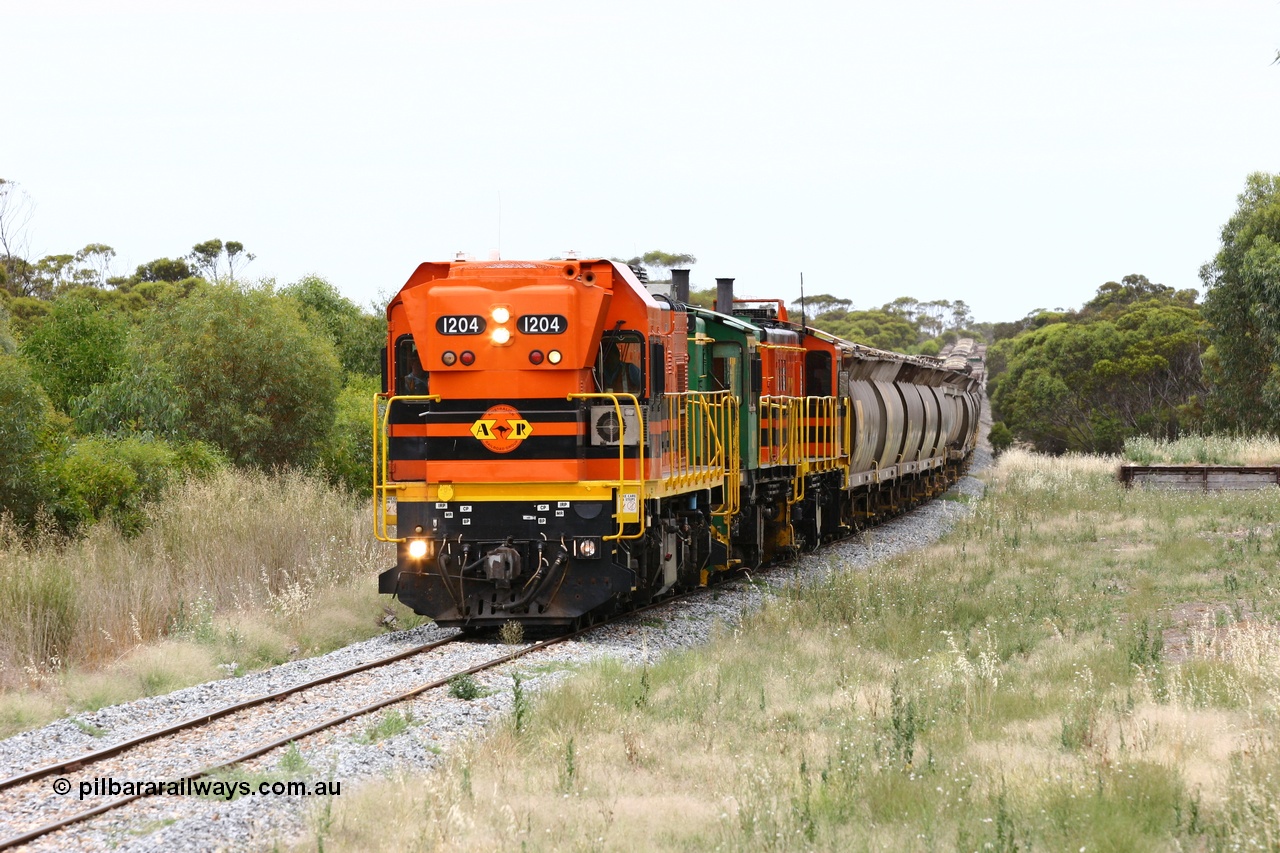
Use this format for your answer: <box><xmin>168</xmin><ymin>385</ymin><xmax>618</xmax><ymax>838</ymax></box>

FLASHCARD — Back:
<box><xmin>3</xmin><ymin>169</ymin><xmax>1278</xmax><ymax>534</ymax></box>
<box><xmin>988</xmin><ymin>171</ymin><xmax>1280</xmax><ymax>454</ymax></box>
<box><xmin>1</xmin><ymin>180</ymin><xmax>382</xmax><ymax>533</ymax></box>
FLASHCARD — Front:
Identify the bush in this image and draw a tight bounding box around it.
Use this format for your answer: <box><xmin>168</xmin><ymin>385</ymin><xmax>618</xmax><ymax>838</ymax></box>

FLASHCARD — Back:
<box><xmin>320</xmin><ymin>375</ymin><xmax>378</xmax><ymax>495</ymax></box>
<box><xmin>18</xmin><ymin>294</ymin><xmax>129</xmax><ymax>413</ymax></box>
<box><xmin>144</xmin><ymin>283</ymin><xmax>342</xmax><ymax>468</ymax></box>
<box><xmin>0</xmin><ymin>354</ymin><xmax>63</xmax><ymax>526</ymax></box>
<box><xmin>989</xmin><ymin>421</ymin><xmax>1014</xmax><ymax>455</ymax></box>
<box><xmin>0</xmin><ymin>303</ymin><xmax>15</xmax><ymax>354</ymax></box>
<box><xmin>55</xmin><ymin>436</ymin><xmax>223</xmax><ymax>534</ymax></box>
<box><xmin>282</xmin><ymin>276</ymin><xmax>384</xmax><ymax>377</ymax></box>
<box><xmin>71</xmin><ymin>351</ymin><xmax>186</xmax><ymax>439</ymax></box>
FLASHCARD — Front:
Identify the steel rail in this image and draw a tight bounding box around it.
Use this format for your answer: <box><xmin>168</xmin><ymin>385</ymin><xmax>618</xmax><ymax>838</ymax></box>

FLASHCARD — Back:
<box><xmin>0</xmin><ymin>604</ymin><xmax>669</xmax><ymax>851</ymax></box>
<box><xmin>0</xmin><ymin>633</ymin><xmax>462</xmax><ymax>794</ymax></box>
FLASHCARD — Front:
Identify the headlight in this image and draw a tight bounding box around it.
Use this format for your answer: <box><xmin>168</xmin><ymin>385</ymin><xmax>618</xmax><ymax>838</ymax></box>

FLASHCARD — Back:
<box><xmin>491</xmin><ymin>327</ymin><xmax>511</xmax><ymax>345</ymax></box>
<box><xmin>407</xmin><ymin>539</ymin><xmax>428</xmax><ymax>559</ymax></box>
<box><xmin>576</xmin><ymin>537</ymin><xmax>600</xmax><ymax>559</ymax></box>
<box><xmin>491</xmin><ymin>306</ymin><xmax>510</xmax><ymax>324</ymax></box>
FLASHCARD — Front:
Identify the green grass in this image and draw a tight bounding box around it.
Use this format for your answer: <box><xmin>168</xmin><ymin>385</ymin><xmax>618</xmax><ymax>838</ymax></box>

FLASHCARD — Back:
<box><xmin>354</xmin><ymin>710</ymin><xmax>417</xmax><ymax>745</ymax></box>
<box><xmin>70</xmin><ymin>717</ymin><xmax>107</xmax><ymax>738</ymax></box>
<box><xmin>311</xmin><ymin>448</ymin><xmax>1280</xmax><ymax>851</ymax></box>
<box><xmin>447</xmin><ymin>673</ymin><xmax>483</xmax><ymax>701</ymax></box>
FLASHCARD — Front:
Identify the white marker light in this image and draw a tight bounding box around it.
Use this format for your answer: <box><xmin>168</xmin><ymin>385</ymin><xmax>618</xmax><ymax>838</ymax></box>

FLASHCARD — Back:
<box><xmin>548</xmin><ymin>350</ymin><xmax>562</xmax><ymax>364</ymax></box>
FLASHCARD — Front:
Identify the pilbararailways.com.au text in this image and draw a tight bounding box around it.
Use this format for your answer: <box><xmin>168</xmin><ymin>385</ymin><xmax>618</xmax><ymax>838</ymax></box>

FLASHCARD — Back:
<box><xmin>52</xmin><ymin>776</ymin><xmax>343</xmax><ymax>801</ymax></box>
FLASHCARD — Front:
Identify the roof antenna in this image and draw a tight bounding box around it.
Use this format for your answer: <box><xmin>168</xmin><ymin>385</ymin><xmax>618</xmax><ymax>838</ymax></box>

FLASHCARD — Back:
<box><xmin>799</xmin><ymin>271</ymin><xmax>807</xmax><ymax>330</ymax></box>
<box><xmin>497</xmin><ymin>191</ymin><xmax>502</xmax><ymax>260</ymax></box>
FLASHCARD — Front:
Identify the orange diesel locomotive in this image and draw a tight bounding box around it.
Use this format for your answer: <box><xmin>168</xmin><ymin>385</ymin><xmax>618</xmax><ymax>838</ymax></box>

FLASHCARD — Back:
<box><xmin>375</xmin><ymin>258</ymin><xmax>734</xmax><ymax>628</ymax></box>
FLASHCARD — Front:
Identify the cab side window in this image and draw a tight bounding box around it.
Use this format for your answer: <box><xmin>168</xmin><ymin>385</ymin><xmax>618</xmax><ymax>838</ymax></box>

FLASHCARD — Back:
<box><xmin>597</xmin><ymin>332</ymin><xmax>644</xmax><ymax>395</ymax></box>
<box><xmin>396</xmin><ymin>336</ymin><xmax>429</xmax><ymax>395</ymax></box>
<box><xmin>711</xmin><ymin>341</ymin><xmax>743</xmax><ymax>395</ymax></box>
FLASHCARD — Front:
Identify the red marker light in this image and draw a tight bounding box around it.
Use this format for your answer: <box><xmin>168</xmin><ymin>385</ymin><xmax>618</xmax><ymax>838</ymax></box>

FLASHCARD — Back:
<box><xmin>460</xmin><ymin>351</ymin><xmax>475</xmax><ymax>366</ymax></box>
<box><xmin>529</xmin><ymin>350</ymin><xmax>544</xmax><ymax>365</ymax></box>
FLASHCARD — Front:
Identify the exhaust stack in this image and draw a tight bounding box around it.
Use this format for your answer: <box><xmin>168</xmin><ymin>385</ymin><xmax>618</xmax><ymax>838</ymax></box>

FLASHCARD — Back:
<box><xmin>715</xmin><ymin>277</ymin><xmax>735</xmax><ymax>315</ymax></box>
<box><xmin>672</xmin><ymin>269</ymin><xmax>690</xmax><ymax>304</ymax></box>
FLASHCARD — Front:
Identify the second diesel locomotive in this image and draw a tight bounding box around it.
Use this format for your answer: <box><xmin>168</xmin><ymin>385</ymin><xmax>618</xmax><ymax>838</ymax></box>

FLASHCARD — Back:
<box><xmin>374</xmin><ymin>259</ymin><xmax>982</xmax><ymax>629</ymax></box>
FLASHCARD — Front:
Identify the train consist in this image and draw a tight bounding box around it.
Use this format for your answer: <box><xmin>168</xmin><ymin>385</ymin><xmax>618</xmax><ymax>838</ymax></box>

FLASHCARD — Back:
<box><xmin>373</xmin><ymin>259</ymin><xmax>983</xmax><ymax>629</ymax></box>
<box><xmin>938</xmin><ymin>338</ymin><xmax>987</xmax><ymax>385</ymax></box>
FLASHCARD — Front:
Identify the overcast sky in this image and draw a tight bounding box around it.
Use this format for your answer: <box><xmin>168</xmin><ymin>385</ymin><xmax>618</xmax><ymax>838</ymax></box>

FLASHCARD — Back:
<box><xmin>5</xmin><ymin>0</ymin><xmax>1278</xmax><ymax>323</ymax></box>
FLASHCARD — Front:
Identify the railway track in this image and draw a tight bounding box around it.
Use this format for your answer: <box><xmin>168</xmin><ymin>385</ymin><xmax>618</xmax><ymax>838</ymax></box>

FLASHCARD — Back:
<box><xmin>0</xmin><ymin>601</ymin><xmax>678</xmax><ymax>851</ymax></box>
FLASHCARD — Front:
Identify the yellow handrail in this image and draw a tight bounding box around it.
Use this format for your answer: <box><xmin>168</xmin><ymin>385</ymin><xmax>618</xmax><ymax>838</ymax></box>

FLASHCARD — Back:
<box><xmin>658</xmin><ymin>390</ymin><xmax>733</xmax><ymax>493</ymax></box>
<box><xmin>842</xmin><ymin>397</ymin><xmax>853</xmax><ymax>489</ymax></box>
<box><xmin>802</xmin><ymin>396</ymin><xmax>841</xmax><ymax>475</ymax></box>
<box><xmin>372</xmin><ymin>392</ymin><xmax>441</xmax><ymax>543</ymax></box>
<box><xmin>713</xmin><ymin>394</ymin><xmax>741</xmax><ymax>524</ymax></box>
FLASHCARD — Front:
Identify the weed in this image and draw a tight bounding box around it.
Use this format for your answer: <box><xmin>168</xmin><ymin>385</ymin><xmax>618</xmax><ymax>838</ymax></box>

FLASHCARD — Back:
<box><xmin>791</xmin><ymin>758</ymin><xmax>817</xmax><ymax>843</ymax></box>
<box><xmin>130</xmin><ymin>818</ymin><xmax>180</xmax><ymax>838</ymax></box>
<box><xmin>889</xmin><ymin>678</ymin><xmax>917</xmax><ymax>768</ymax></box>
<box><xmin>355</xmin><ymin>710</ymin><xmax>415</xmax><ymax>745</ymax></box>
<box><xmin>498</xmin><ymin>620</ymin><xmax>524</xmax><ymax>645</ymax></box>
<box><xmin>170</xmin><ymin>596</ymin><xmax>217</xmax><ymax>644</ymax></box>
<box><xmin>0</xmin><ymin>467</ymin><xmax>396</xmax><ymax>733</ymax></box>
<box><xmin>1126</xmin><ymin>618</ymin><xmax>1164</xmax><ymax>668</ymax></box>
<box><xmin>511</xmin><ymin>673</ymin><xmax>528</xmax><ymax>733</ymax></box>
<box><xmin>448</xmin><ymin>673</ymin><xmax>482</xmax><ymax>701</ymax></box>
<box><xmin>634</xmin><ymin>666</ymin><xmax>650</xmax><ymax>709</ymax></box>
<box><xmin>557</xmin><ymin>737</ymin><xmax>577</xmax><ymax>794</ymax></box>
<box><xmin>313</xmin><ymin>771</ymin><xmax>337</xmax><ymax>853</ymax></box>
<box><xmin>279</xmin><ymin>741</ymin><xmax>311</xmax><ymax>775</ymax></box>
<box><xmin>1060</xmin><ymin>706</ymin><xmax>1096</xmax><ymax>752</ymax></box>
<box><xmin>992</xmin><ymin>785</ymin><xmax>1022</xmax><ymax>853</ymax></box>
<box><xmin>70</xmin><ymin>717</ymin><xmax>106</xmax><ymax>738</ymax></box>
<box><xmin>622</xmin><ymin>729</ymin><xmax>644</xmax><ymax>766</ymax></box>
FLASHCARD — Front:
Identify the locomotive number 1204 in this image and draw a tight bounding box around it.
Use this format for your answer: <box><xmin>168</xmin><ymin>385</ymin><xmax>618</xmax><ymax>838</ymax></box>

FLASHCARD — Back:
<box><xmin>518</xmin><ymin>314</ymin><xmax>567</xmax><ymax>334</ymax></box>
<box><xmin>436</xmin><ymin>315</ymin><xmax>487</xmax><ymax>335</ymax></box>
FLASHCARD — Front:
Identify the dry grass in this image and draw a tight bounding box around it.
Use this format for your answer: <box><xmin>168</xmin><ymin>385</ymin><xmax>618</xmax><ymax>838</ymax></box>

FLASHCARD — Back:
<box><xmin>0</xmin><ymin>468</ymin><xmax>407</xmax><ymax>735</ymax></box>
<box><xmin>305</xmin><ymin>449</ymin><xmax>1280</xmax><ymax>851</ymax></box>
<box><xmin>1125</xmin><ymin>433</ymin><xmax>1280</xmax><ymax>465</ymax></box>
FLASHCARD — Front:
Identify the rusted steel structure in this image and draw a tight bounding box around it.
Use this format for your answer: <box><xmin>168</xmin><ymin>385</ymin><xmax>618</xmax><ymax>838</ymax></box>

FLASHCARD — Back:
<box><xmin>1118</xmin><ymin>465</ymin><xmax>1280</xmax><ymax>491</ymax></box>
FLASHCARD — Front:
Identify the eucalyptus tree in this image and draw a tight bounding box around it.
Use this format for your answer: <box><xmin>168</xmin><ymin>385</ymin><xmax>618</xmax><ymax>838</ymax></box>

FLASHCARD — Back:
<box><xmin>1201</xmin><ymin>172</ymin><xmax>1280</xmax><ymax>433</ymax></box>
